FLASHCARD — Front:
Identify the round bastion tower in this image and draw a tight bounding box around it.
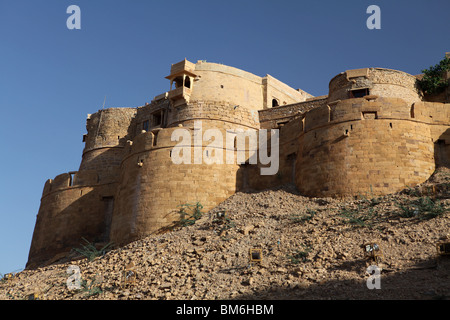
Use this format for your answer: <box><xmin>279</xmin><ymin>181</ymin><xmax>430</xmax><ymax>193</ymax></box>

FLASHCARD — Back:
<box><xmin>79</xmin><ymin>107</ymin><xmax>137</xmax><ymax>183</ymax></box>
<box><xmin>295</xmin><ymin>67</ymin><xmax>448</xmax><ymax>198</ymax></box>
<box><xmin>108</xmin><ymin>59</ymin><xmax>309</xmax><ymax>246</ymax></box>
<box><xmin>26</xmin><ymin>107</ymin><xmax>136</xmax><ymax>269</ymax></box>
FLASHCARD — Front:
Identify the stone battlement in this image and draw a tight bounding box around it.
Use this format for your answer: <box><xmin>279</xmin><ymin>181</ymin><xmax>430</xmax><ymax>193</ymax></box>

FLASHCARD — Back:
<box><xmin>42</xmin><ymin>171</ymin><xmax>99</xmax><ymax>197</ymax></box>
<box><xmin>328</xmin><ymin>68</ymin><xmax>422</xmax><ymax>105</ymax></box>
<box><xmin>296</xmin><ymin>96</ymin><xmax>450</xmax><ymax>197</ymax></box>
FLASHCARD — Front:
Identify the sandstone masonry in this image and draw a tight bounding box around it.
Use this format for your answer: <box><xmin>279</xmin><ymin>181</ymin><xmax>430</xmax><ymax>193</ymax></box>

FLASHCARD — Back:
<box><xmin>26</xmin><ymin>59</ymin><xmax>450</xmax><ymax>269</ymax></box>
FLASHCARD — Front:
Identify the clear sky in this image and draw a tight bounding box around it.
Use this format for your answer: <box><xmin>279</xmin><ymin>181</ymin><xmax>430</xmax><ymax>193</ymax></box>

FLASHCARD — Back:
<box><xmin>0</xmin><ymin>0</ymin><xmax>449</xmax><ymax>276</ymax></box>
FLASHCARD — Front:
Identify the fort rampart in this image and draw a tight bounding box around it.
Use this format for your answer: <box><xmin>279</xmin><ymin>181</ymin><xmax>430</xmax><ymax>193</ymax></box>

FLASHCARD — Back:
<box><xmin>296</xmin><ymin>97</ymin><xmax>449</xmax><ymax>197</ymax></box>
<box><xmin>26</xmin><ymin>60</ymin><xmax>450</xmax><ymax>269</ymax></box>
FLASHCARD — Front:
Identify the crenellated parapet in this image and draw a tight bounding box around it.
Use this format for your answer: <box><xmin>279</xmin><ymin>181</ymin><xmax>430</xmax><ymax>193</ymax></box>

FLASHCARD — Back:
<box><xmin>109</xmin><ymin>125</ymin><xmax>247</xmax><ymax>246</ymax></box>
<box><xmin>328</xmin><ymin>68</ymin><xmax>422</xmax><ymax>105</ymax></box>
<box><xmin>295</xmin><ymin>96</ymin><xmax>450</xmax><ymax>198</ymax></box>
<box><xmin>41</xmin><ymin>171</ymin><xmax>99</xmax><ymax>198</ymax></box>
<box><xmin>27</xmin><ymin>169</ymin><xmax>117</xmax><ymax>269</ymax></box>
<box><xmin>82</xmin><ymin>107</ymin><xmax>136</xmax><ymax>152</ymax></box>
<box><xmin>79</xmin><ymin>107</ymin><xmax>137</xmax><ymax>184</ymax></box>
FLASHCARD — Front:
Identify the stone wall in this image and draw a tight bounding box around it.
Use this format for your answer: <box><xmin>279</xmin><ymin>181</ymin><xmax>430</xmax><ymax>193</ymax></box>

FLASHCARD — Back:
<box><xmin>259</xmin><ymin>96</ymin><xmax>328</xmax><ymax>129</ymax></box>
<box><xmin>26</xmin><ymin>174</ymin><xmax>117</xmax><ymax>269</ymax></box>
<box><xmin>109</xmin><ymin>126</ymin><xmax>242</xmax><ymax>246</ymax></box>
<box><xmin>167</xmin><ymin>100</ymin><xmax>260</xmax><ymax>130</ymax></box>
<box><xmin>328</xmin><ymin>68</ymin><xmax>422</xmax><ymax>105</ymax></box>
<box><xmin>263</xmin><ymin>74</ymin><xmax>313</xmax><ymax>109</ymax></box>
<box><xmin>243</xmin><ymin>116</ymin><xmax>303</xmax><ymax>190</ymax></box>
<box><xmin>294</xmin><ymin>97</ymin><xmax>449</xmax><ymax>197</ymax></box>
<box><xmin>189</xmin><ymin>61</ymin><xmax>309</xmax><ymax>111</ymax></box>
<box><xmin>109</xmin><ymin>98</ymin><xmax>267</xmax><ymax>247</ymax></box>
<box><xmin>82</xmin><ymin>108</ymin><xmax>136</xmax><ymax>152</ymax></box>
<box><xmin>80</xmin><ymin>108</ymin><xmax>136</xmax><ymax>182</ymax></box>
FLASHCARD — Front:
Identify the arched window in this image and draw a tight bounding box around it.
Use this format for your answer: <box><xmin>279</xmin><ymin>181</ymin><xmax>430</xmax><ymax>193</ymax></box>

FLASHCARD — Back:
<box><xmin>272</xmin><ymin>99</ymin><xmax>279</xmax><ymax>107</ymax></box>
<box><xmin>184</xmin><ymin>76</ymin><xmax>191</xmax><ymax>88</ymax></box>
<box><xmin>173</xmin><ymin>77</ymin><xmax>183</xmax><ymax>88</ymax></box>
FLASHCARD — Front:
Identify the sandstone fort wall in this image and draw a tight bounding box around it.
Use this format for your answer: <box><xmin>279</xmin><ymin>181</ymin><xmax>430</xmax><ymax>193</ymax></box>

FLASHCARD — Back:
<box><xmin>328</xmin><ymin>68</ymin><xmax>422</xmax><ymax>105</ymax></box>
<box><xmin>295</xmin><ymin>97</ymin><xmax>449</xmax><ymax>197</ymax></box>
<box><xmin>26</xmin><ymin>60</ymin><xmax>450</xmax><ymax>269</ymax></box>
<box><xmin>109</xmin><ymin>126</ymin><xmax>244</xmax><ymax>246</ymax></box>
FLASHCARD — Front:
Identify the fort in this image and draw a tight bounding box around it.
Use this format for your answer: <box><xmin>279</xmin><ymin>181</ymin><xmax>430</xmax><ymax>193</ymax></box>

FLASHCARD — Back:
<box><xmin>26</xmin><ymin>56</ymin><xmax>450</xmax><ymax>269</ymax></box>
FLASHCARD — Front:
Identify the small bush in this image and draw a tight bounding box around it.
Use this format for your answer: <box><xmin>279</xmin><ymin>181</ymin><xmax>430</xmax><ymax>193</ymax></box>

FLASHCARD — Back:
<box><xmin>289</xmin><ymin>209</ymin><xmax>316</xmax><ymax>224</ymax></box>
<box><xmin>212</xmin><ymin>212</ymin><xmax>236</xmax><ymax>236</ymax></box>
<box><xmin>73</xmin><ymin>238</ymin><xmax>113</xmax><ymax>261</ymax></box>
<box><xmin>80</xmin><ymin>275</ymin><xmax>103</xmax><ymax>297</ymax></box>
<box><xmin>396</xmin><ymin>196</ymin><xmax>445</xmax><ymax>220</ymax></box>
<box><xmin>419</xmin><ymin>56</ymin><xmax>450</xmax><ymax>95</ymax></box>
<box><xmin>287</xmin><ymin>245</ymin><xmax>312</xmax><ymax>264</ymax></box>
<box><xmin>340</xmin><ymin>205</ymin><xmax>376</xmax><ymax>228</ymax></box>
<box><xmin>178</xmin><ymin>202</ymin><xmax>204</xmax><ymax>227</ymax></box>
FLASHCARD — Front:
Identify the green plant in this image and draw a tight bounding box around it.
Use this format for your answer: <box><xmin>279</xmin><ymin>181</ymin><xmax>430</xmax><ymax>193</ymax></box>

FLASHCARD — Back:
<box><xmin>340</xmin><ymin>205</ymin><xmax>376</xmax><ymax>228</ymax></box>
<box><xmin>358</xmin><ymin>187</ymin><xmax>382</xmax><ymax>207</ymax></box>
<box><xmin>396</xmin><ymin>201</ymin><xmax>417</xmax><ymax>218</ymax></box>
<box><xmin>80</xmin><ymin>275</ymin><xmax>103</xmax><ymax>297</ymax></box>
<box><xmin>287</xmin><ymin>245</ymin><xmax>312</xmax><ymax>264</ymax></box>
<box><xmin>396</xmin><ymin>196</ymin><xmax>445</xmax><ymax>220</ymax></box>
<box><xmin>178</xmin><ymin>202</ymin><xmax>204</xmax><ymax>227</ymax></box>
<box><xmin>73</xmin><ymin>238</ymin><xmax>113</xmax><ymax>261</ymax></box>
<box><xmin>419</xmin><ymin>56</ymin><xmax>450</xmax><ymax>95</ymax></box>
<box><xmin>289</xmin><ymin>209</ymin><xmax>316</xmax><ymax>224</ymax></box>
<box><xmin>213</xmin><ymin>214</ymin><xmax>236</xmax><ymax>236</ymax></box>
<box><xmin>404</xmin><ymin>185</ymin><xmax>420</xmax><ymax>197</ymax></box>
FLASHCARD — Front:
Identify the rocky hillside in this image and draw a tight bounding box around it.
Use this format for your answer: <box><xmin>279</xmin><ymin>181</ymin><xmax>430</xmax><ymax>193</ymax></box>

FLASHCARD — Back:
<box><xmin>1</xmin><ymin>168</ymin><xmax>450</xmax><ymax>300</ymax></box>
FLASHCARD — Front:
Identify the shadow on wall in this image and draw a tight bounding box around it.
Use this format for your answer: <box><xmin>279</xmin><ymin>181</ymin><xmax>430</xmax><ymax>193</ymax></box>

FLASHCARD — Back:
<box><xmin>78</xmin><ymin>147</ymin><xmax>127</xmax><ymax>184</ymax></box>
<box><xmin>236</xmin><ymin>163</ymin><xmax>294</xmax><ymax>193</ymax></box>
<box><xmin>435</xmin><ymin>128</ymin><xmax>450</xmax><ymax>168</ymax></box>
<box><xmin>26</xmin><ymin>187</ymin><xmax>114</xmax><ymax>269</ymax></box>
<box><xmin>234</xmin><ymin>129</ymin><xmax>298</xmax><ymax>193</ymax></box>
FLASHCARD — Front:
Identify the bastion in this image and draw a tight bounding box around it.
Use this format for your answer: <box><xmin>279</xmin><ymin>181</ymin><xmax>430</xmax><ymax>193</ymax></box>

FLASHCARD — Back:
<box><xmin>26</xmin><ymin>59</ymin><xmax>450</xmax><ymax>269</ymax></box>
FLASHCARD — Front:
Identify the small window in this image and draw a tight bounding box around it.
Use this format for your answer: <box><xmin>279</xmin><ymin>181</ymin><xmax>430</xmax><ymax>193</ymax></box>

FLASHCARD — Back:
<box><xmin>153</xmin><ymin>131</ymin><xmax>158</xmax><ymax>146</ymax></box>
<box><xmin>276</xmin><ymin>120</ymin><xmax>288</xmax><ymax>128</ymax></box>
<box><xmin>143</xmin><ymin>120</ymin><xmax>149</xmax><ymax>132</ymax></box>
<box><xmin>185</xmin><ymin>77</ymin><xmax>191</xmax><ymax>88</ymax></box>
<box><xmin>69</xmin><ymin>172</ymin><xmax>76</xmax><ymax>187</ymax></box>
<box><xmin>173</xmin><ymin>76</ymin><xmax>183</xmax><ymax>88</ymax></box>
<box><xmin>349</xmin><ymin>88</ymin><xmax>369</xmax><ymax>98</ymax></box>
<box><xmin>152</xmin><ymin>112</ymin><xmax>162</xmax><ymax>127</ymax></box>
<box><xmin>272</xmin><ymin>99</ymin><xmax>279</xmax><ymax>107</ymax></box>
<box><xmin>362</xmin><ymin>111</ymin><xmax>377</xmax><ymax>120</ymax></box>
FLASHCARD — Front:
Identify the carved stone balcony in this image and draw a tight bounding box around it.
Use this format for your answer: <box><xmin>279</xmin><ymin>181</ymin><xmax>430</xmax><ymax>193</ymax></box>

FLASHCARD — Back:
<box><xmin>167</xmin><ymin>86</ymin><xmax>192</xmax><ymax>106</ymax></box>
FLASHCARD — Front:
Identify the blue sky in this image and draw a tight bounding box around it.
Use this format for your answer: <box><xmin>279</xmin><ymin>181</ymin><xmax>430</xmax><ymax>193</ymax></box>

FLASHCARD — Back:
<box><xmin>0</xmin><ymin>0</ymin><xmax>449</xmax><ymax>275</ymax></box>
